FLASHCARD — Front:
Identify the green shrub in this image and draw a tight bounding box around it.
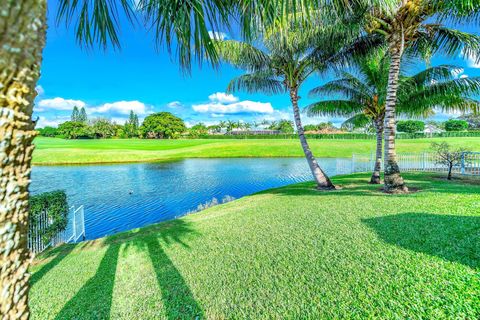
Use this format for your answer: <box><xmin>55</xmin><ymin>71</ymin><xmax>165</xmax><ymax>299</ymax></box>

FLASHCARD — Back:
<box><xmin>30</xmin><ymin>191</ymin><xmax>69</xmax><ymax>243</ymax></box>
<box><xmin>37</xmin><ymin>126</ymin><xmax>59</xmax><ymax>137</ymax></box>
<box><xmin>444</xmin><ymin>119</ymin><xmax>469</xmax><ymax>132</ymax></box>
<box><xmin>188</xmin><ymin>123</ymin><xmax>209</xmax><ymax>138</ymax></box>
<box><xmin>396</xmin><ymin>120</ymin><xmax>425</xmax><ymax>133</ymax></box>
<box><xmin>58</xmin><ymin>121</ymin><xmax>93</xmax><ymax>139</ymax></box>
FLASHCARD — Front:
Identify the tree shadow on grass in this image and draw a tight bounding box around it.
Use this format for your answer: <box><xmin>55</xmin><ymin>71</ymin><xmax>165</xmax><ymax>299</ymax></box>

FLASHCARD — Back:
<box><xmin>53</xmin><ymin>219</ymin><xmax>202</xmax><ymax>319</ymax></box>
<box><xmin>145</xmin><ymin>238</ymin><xmax>204</xmax><ymax>319</ymax></box>
<box><xmin>126</xmin><ymin>219</ymin><xmax>204</xmax><ymax>319</ymax></box>
<box><xmin>363</xmin><ymin>213</ymin><xmax>480</xmax><ymax>270</ymax></box>
<box><xmin>54</xmin><ymin>243</ymin><xmax>120</xmax><ymax>319</ymax></box>
<box><xmin>30</xmin><ymin>244</ymin><xmax>76</xmax><ymax>286</ymax></box>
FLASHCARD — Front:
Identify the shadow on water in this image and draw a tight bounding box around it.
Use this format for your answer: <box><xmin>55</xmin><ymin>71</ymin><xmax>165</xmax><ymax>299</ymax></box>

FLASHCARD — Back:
<box><xmin>30</xmin><ymin>244</ymin><xmax>76</xmax><ymax>286</ymax></box>
<box><xmin>363</xmin><ymin>213</ymin><xmax>480</xmax><ymax>270</ymax></box>
<box><xmin>53</xmin><ymin>219</ymin><xmax>202</xmax><ymax>319</ymax></box>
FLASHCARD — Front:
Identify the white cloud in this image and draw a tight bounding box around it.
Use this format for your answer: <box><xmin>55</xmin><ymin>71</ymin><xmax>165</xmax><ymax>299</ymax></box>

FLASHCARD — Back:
<box><xmin>462</xmin><ymin>50</ymin><xmax>480</xmax><ymax>68</ymax></box>
<box><xmin>208</xmin><ymin>92</ymin><xmax>238</xmax><ymax>103</ymax></box>
<box><xmin>37</xmin><ymin>97</ymin><xmax>86</xmax><ymax>111</ymax></box>
<box><xmin>193</xmin><ymin>92</ymin><xmax>272</xmax><ymax>115</ymax></box>
<box><xmin>89</xmin><ymin>100</ymin><xmax>149</xmax><ymax>115</ymax></box>
<box><xmin>208</xmin><ymin>31</ymin><xmax>227</xmax><ymax>40</ymax></box>
<box><xmin>35</xmin><ymin>85</ymin><xmax>45</xmax><ymax>96</ymax></box>
<box><xmin>193</xmin><ymin>100</ymin><xmax>273</xmax><ymax>114</ymax></box>
<box><xmin>257</xmin><ymin>110</ymin><xmax>292</xmax><ymax>122</ymax></box>
<box><xmin>35</xmin><ymin>116</ymin><xmax>70</xmax><ymax>128</ymax></box>
<box><xmin>460</xmin><ymin>74</ymin><xmax>469</xmax><ymax>79</ymax></box>
<box><xmin>167</xmin><ymin>101</ymin><xmax>182</xmax><ymax>108</ymax></box>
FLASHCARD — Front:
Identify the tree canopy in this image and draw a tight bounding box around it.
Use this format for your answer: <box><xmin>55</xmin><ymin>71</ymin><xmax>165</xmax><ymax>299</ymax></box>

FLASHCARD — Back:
<box><xmin>140</xmin><ymin>112</ymin><xmax>186</xmax><ymax>139</ymax></box>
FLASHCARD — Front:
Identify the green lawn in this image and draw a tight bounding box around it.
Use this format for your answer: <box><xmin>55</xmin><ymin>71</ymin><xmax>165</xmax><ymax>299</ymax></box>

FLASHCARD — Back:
<box><xmin>30</xmin><ymin>173</ymin><xmax>480</xmax><ymax>319</ymax></box>
<box><xmin>33</xmin><ymin>136</ymin><xmax>480</xmax><ymax>164</ymax></box>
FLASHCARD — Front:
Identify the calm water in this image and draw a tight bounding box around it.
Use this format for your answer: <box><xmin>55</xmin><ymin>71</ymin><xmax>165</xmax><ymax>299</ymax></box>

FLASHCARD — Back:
<box><xmin>30</xmin><ymin>158</ymin><xmax>352</xmax><ymax>240</ymax></box>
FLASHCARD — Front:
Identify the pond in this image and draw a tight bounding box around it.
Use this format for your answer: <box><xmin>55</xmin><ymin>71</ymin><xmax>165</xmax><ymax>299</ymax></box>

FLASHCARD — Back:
<box><xmin>31</xmin><ymin>158</ymin><xmax>354</xmax><ymax>240</ymax></box>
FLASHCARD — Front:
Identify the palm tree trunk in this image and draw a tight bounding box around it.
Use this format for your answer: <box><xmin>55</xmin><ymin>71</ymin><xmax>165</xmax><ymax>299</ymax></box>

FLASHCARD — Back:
<box><xmin>290</xmin><ymin>87</ymin><xmax>335</xmax><ymax>190</ymax></box>
<box><xmin>383</xmin><ymin>31</ymin><xmax>408</xmax><ymax>193</ymax></box>
<box><xmin>370</xmin><ymin>119</ymin><xmax>383</xmax><ymax>184</ymax></box>
<box><xmin>0</xmin><ymin>1</ymin><xmax>46</xmax><ymax>318</ymax></box>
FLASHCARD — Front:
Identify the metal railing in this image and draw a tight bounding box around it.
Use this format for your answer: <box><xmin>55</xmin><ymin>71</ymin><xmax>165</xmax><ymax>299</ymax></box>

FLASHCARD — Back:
<box><xmin>350</xmin><ymin>151</ymin><xmax>480</xmax><ymax>176</ymax></box>
<box><xmin>28</xmin><ymin>205</ymin><xmax>85</xmax><ymax>254</ymax></box>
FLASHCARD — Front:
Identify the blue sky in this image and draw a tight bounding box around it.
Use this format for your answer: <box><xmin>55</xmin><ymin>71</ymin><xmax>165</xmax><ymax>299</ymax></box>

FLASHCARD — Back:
<box><xmin>35</xmin><ymin>1</ymin><xmax>480</xmax><ymax>128</ymax></box>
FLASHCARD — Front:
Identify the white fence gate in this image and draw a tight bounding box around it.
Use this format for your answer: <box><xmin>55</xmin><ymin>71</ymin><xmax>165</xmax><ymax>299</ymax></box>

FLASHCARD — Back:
<box><xmin>28</xmin><ymin>205</ymin><xmax>86</xmax><ymax>254</ymax></box>
<box><xmin>351</xmin><ymin>151</ymin><xmax>480</xmax><ymax>176</ymax></box>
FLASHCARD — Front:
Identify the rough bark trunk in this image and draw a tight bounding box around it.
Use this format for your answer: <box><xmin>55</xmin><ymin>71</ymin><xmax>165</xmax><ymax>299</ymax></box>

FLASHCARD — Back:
<box><xmin>370</xmin><ymin>119</ymin><xmax>383</xmax><ymax>184</ymax></box>
<box><xmin>447</xmin><ymin>163</ymin><xmax>453</xmax><ymax>180</ymax></box>
<box><xmin>0</xmin><ymin>1</ymin><xmax>47</xmax><ymax>318</ymax></box>
<box><xmin>383</xmin><ymin>31</ymin><xmax>408</xmax><ymax>193</ymax></box>
<box><xmin>290</xmin><ymin>87</ymin><xmax>335</xmax><ymax>190</ymax></box>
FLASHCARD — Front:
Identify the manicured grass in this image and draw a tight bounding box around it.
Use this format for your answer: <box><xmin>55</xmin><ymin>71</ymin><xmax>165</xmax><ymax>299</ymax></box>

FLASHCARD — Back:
<box><xmin>33</xmin><ymin>136</ymin><xmax>480</xmax><ymax>164</ymax></box>
<box><xmin>30</xmin><ymin>173</ymin><xmax>480</xmax><ymax>319</ymax></box>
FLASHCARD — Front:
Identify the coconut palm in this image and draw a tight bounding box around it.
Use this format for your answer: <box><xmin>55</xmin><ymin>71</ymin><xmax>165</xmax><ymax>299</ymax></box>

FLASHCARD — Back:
<box><xmin>215</xmin><ymin>16</ymin><xmax>367</xmax><ymax>189</ymax></box>
<box><xmin>306</xmin><ymin>51</ymin><xmax>480</xmax><ymax>184</ymax></box>
<box><xmin>364</xmin><ymin>0</ymin><xmax>480</xmax><ymax>192</ymax></box>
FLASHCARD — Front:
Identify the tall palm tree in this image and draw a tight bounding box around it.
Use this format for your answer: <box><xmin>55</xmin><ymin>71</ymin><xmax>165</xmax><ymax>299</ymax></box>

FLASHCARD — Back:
<box><xmin>306</xmin><ymin>51</ymin><xmax>480</xmax><ymax>184</ymax></box>
<box><xmin>365</xmin><ymin>0</ymin><xmax>480</xmax><ymax>192</ymax></box>
<box><xmin>215</xmin><ymin>18</ymin><xmax>364</xmax><ymax>189</ymax></box>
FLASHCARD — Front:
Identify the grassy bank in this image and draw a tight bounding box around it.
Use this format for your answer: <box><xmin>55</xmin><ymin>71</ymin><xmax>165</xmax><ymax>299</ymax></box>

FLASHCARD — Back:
<box><xmin>30</xmin><ymin>173</ymin><xmax>480</xmax><ymax>319</ymax></box>
<box><xmin>33</xmin><ymin>136</ymin><xmax>480</xmax><ymax>164</ymax></box>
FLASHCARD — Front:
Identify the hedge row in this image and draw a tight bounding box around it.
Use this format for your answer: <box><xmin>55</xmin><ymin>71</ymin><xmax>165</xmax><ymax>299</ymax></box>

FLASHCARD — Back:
<box><xmin>30</xmin><ymin>190</ymin><xmax>69</xmax><ymax>243</ymax></box>
<box><xmin>191</xmin><ymin>131</ymin><xmax>480</xmax><ymax>140</ymax></box>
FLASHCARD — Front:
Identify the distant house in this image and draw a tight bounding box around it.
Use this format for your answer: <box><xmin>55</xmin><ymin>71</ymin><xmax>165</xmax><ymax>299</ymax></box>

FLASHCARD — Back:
<box><xmin>424</xmin><ymin>124</ymin><xmax>444</xmax><ymax>137</ymax></box>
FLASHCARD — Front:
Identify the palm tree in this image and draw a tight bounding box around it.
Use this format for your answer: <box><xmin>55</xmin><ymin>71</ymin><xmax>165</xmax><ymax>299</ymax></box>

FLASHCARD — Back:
<box><xmin>218</xmin><ymin>120</ymin><xmax>227</xmax><ymax>131</ymax></box>
<box><xmin>306</xmin><ymin>51</ymin><xmax>480</xmax><ymax>184</ymax></box>
<box><xmin>215</xmin><ymin>17</ymin><xmax>365</xmax><ymax>189</ymax></box>
<box><xmin>365</xmin><ymin>0</ymin><xmax>480</xmax><ymax>192</ymax></box>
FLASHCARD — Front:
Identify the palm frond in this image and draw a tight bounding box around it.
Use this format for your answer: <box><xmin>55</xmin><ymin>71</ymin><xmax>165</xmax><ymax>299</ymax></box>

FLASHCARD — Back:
<box><xmin>410</xmin><ymin>26</ymin><xmax>480</xmax><ymax>62</ymax></box>
<box><xmin>304</xmin><ymin>100</ymin><xmax>364</xmax><ymax>117</ymax></box>
<box><xmin>400</xmin><ymin>65</ymin><xmax>463</xmax><ymax>88</ymax></box>
<box><xmin>403</xmin><ymin>77</ymin><xmax>480</xmax><ymax>102</ymax></box>
<box><xmin>325</xmin><ymin>33</ymin><xmax>386</xmax><ymax>71</ymax></box>
<box><xmin>399</xmin><ymin>96</ymin><xmax>480</xmax><ymax>118</ymax></box>
<box><xmin>215</xmin><ymin>40</ymin><xmax>271</xmax><ymax>72</ymax></box>
<box><xmin>398</xmin><ymin>77</ymin><xmax>480</xmax><ymax>116</ymax></box>
<box><xmin>342</xmin><ymin>113</ymin><xmax>371</xmax><ymax>129</ymax></box>
<box><xmin>56</xmin><ymin>0</ymin><xmax>136</xmax><ymax>49</ymax></box>
<box><xmin>227</xmin><ymin>72</ymin><xmax>285</xmax><ymax>95</ymax></box>
<box><xmin>434</xmin><ymin>0</ymin><xmax>480</xmax><ymax>25</ymax></box>
<box><xmin>309</xmin><ymin>79</ymin><xmax>371</xmax><ymax>104</ymax></box>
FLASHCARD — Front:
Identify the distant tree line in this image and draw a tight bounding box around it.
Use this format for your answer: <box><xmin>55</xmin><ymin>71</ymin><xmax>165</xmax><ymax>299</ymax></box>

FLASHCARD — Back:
<box><xmin>38</xmin><ymin>109</ymin><xmax>184</xmax><ymax>139</ymax></box>
<box><xmin>37</xmin><ymin>106</ymin><xmax>476</xmax><ymax>140</ymax></box>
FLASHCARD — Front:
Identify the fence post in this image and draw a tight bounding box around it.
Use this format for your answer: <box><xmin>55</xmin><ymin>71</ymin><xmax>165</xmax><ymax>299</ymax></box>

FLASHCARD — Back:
<box><xmin>81</xmin><ymin>206</ymin><xmax>86</xmax><ymax>240</ymax></box>
<box><xmin>351</xmin><ymin>154</ymin><xmax>355</xmax><ymax>173</ymax></box>
<box><xmin>461</xmin><ymin>152</ymin><xmax>466</xmax><ymax>175</ymax></box>
<box><xmin>72</xmin><ymin>206</ymin><xmax>77</xmax><ymax>242</ymax></box>
<box><xmin>422</xmin><ymin>152</ymin><xmax>426</xmax><ymax>171</ymax></box>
